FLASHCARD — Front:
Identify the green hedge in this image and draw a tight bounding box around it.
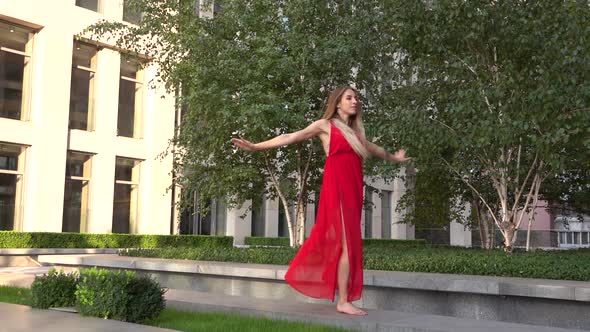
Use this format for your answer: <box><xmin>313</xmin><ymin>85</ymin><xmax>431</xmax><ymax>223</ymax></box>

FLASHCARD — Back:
<box><xmin>121</xmin><ymin>246</ymin><xmax>590</xmax><ymax>281</ymax></box>
<box><xmin>244</xmin><ymin>236</ymin><xmax>427</xmax><ymax>248</ymax></box>
<box><xmin>245</xmin><ymin>237</ymin><xmax>290</xmax><ymax>246</ymax></box>
<box><xmin>31</xmin><ymin>268</ymin><xmax>78</xmax><ymax>309</ymax></box>
<box><xmin>76</xmin><ymin>268</ymin><xmax>166</xmax><ymax>323</ymax></box>
<box><xmin>0</xmin><ymin>231</ymin><xmax>233</xmax><ymax>249</ymax></box>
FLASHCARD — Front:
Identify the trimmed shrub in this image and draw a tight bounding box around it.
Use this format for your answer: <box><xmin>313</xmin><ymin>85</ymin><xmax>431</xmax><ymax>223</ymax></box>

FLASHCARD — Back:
<box><xmin>244</xmin><ymin>236</ymin><xmax>427</xmax><ymax>249</ymax></box>
<box><xmin>0</xmin><ymin>231</ymin><xmax>233</xmax><ymax>249</ymax></box>
<box><xmin>363</xmin><ymin>238</ymin><xmax>427</xmax><ymax>248</ymax></box>
<box><xmin>245</xmin><ymin>236</ymin><xmax>290</xmax><ymax>247</ymax></box>
<box><xmin>31</xmin><ymin>268</ymin><xmax>78</xmax><ymax>309</ymax></box>
<box><xmin>75</xmin><ymin>268</ymin><xmax>166</xmax><ymax>323</ymax></box>
<box><xmin>121</xmin><ymin>246</ymin><xmax>590</xmax><ymax>281</ymax></box>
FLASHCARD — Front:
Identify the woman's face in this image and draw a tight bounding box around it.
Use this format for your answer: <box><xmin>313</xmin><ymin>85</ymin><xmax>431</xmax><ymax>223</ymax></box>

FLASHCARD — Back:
<box><xmin>337</xmin><ymin>89</ymin><xmax>359</xmax><ymax>116</ymax></box>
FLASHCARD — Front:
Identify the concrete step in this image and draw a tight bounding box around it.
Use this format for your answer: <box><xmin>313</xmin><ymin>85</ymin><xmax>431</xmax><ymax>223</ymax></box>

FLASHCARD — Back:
<box><xmin>164</xmin><ymin>288</ymin><xmax>589</xmax><ymax>332</ymax></box>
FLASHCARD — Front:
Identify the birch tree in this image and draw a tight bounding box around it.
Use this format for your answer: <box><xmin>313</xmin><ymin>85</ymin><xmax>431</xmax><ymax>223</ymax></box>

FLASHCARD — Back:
<box><xmin>378</xmin><ymin>0</ymin><xmax>590</xmax><ymax>251</ymax></box>
<box><xmin>84</xmin><ymin>0</ymin><xmax>398</xmax><ymax>247</ymax></box>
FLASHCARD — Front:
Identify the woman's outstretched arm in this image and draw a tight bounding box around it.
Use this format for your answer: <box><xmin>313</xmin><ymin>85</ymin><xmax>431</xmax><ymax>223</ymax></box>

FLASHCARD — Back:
<box><xmin>231</xmin><ymin>119</ymin><xmax>328</xmax><ymax>152</ymax></box>
<box><xmin>365</xmin><ymin>141</ymin><xmax>411</xmax><ymax>162</ymax></box>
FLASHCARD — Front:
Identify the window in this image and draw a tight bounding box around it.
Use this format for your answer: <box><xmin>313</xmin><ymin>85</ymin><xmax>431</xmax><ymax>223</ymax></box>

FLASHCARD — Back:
<box><xmin>62</xmin><ymin>152</ymin><xmax>92</xmax><ymax>232</ymax></box>
<box><xmin>112</xmin><ymin>157</ymin><xmax>140</xmax><ymax>233</ymax></box>
<box><xmin>0</xmin><ymin>22</ymin><xmax>33</xmax><ymax>121</ymax></box>
<box><xmin>123</xmin><ymin>0</ymin><xmax>143</xmax><ymax>25</ymax></box>
<box><xmin>0</xmin><ymin>143</ymin><xmax>25</xmax><ymax>230</ymax></box>
<box><xmin>69</xmin><ymin>42</ymin><xmax>97</xmax><ymax>131</ymax></box>
<box><xmin>117</xmin><ymin>56</ymin><xmax>143</xmax><ymax>138</ymax></box>
<box><xmin>558</xmin><ymin>231</ymin><xmax>590</xmax><ymax>247</ymax></box>
<box><xmin>75</xmin><ymin>0</ymin><xmax>99</xmax><ymax>12</ymax></box>
<box><xmin>381</xmin><ymin>190</ymin><xmax>392</xmax><ymax>239</ymax></box>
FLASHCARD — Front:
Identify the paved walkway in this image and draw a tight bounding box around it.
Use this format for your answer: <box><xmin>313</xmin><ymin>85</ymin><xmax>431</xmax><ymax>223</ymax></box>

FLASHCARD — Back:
<box><xmin>1</xmin><ymin>266</ymin><xmax>589</xmax><ymax>332</ymax></box>
<box><xmin>0</xmin><ymin>302</ymin><xmax>176</xmax><ymax>332</ymax></box>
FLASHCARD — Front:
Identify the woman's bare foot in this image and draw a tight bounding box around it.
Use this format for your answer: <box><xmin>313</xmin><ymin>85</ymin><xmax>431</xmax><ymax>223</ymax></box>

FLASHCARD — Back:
<box><xmin>336</xmin><ymin>302</ymin><xmax>368</xmax><ymax>316</ymax></box>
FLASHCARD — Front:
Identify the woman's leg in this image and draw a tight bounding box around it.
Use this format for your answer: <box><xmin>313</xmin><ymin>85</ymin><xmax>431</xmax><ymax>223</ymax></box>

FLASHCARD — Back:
<box><xmin>336</xmin><ymin>205</ymin><xmax>367</xmax><ymax>315</ymax></box>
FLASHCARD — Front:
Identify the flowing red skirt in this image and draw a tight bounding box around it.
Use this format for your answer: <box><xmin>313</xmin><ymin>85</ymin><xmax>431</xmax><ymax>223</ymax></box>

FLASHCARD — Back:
<box><xmin>285</xmin><ymin>122</ymin><xmax>364</xmax><ymax>302</ymax></box>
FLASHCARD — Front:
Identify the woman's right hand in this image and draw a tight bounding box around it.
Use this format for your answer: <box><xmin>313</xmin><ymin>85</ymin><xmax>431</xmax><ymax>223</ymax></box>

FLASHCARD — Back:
<box><xmin>231</xmin><ymin>138</ymin><xmax>258</xmax><ymax>151</ymax></box>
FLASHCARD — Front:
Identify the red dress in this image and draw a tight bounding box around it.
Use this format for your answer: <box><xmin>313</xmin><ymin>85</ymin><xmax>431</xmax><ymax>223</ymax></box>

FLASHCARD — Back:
<box><xmin>285</xmin><ymin>120</ymin><xmax>364</xmax><ymax>302</ymax></box>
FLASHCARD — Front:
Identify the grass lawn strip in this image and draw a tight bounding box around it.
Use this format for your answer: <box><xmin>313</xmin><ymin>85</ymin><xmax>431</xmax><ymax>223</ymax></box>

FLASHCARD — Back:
<box><xmin>0</xmin><ymin>286</ymin><xmax>350</xmax><ymax>332</ymax></box>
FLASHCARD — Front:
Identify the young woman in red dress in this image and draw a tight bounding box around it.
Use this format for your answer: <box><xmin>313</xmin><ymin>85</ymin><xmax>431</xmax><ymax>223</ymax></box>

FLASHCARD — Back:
<box><xmin>231</xmin><ymin>86</ymin><xmax>410</xmax><ymax>316</ymax></box>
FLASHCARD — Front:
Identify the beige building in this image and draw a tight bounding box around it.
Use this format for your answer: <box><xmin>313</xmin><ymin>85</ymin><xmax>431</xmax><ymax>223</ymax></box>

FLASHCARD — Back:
<box><xmin>0</xmin><ymin>0</ymin><xmax>176</xmax><ymax>235</ymax></box>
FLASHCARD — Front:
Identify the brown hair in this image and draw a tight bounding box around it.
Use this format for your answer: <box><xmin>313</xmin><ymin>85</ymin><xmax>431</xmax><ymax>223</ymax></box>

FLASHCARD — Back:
<box><xmin>321</xmin><ymin>86</ymin><xmax>369</xmax><ymax>159</ymax></box>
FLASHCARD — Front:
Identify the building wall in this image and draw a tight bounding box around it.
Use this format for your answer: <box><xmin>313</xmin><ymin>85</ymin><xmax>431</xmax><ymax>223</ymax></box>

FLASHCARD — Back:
<box><xmin>0</xmin><ymin>0</ymin><xmax>175</xmax><ymax>234</ymax></box>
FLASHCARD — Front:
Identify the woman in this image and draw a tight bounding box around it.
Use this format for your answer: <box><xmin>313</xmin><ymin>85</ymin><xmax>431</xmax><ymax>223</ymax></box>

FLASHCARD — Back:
<box><xmin>231</xmin><ymin>86</ymin><xmax>410</xmax><ymax>316</ymax></box>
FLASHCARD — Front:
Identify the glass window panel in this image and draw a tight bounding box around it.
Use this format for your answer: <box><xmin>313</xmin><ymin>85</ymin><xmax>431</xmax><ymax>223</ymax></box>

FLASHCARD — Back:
<box><xmin>120</xmin><ymin>57</ymin><xmax>140</xmax><ymax>79</ymax></box>
<box><xmin>0</xmin><ymin>23</ymin><xmax>29</xmax><ymax>52</ymax></box>
<box><xmin>69</xmin><ymin>69</ymin><xmax>93</xmax><ymax>130</ymax></box>
<box><xmin>123</xmin><ymin>0</ymin><xmax>142</xmax><ymax>25</ymax></box>
<box><xmin>76</xmin><ymin>0</ymin><xmax>99</xmax><ymax>12</ymax></box>
<box><xmin>574</xmin><ymin>232</ymin><xmax>580</xmax><ymax>245</ymax></box>
<box><xmin>112</xmin><ymin>183</ymin><xmax>132</xmax><ymax>233</ymax></box>
<box><xmin>72</xmin><ymin>43</ymin><xmax>95</xmax><ymax>68</ymax></box>
<box><xmin>0</xmin><ymin>143</ymin><xmax>20</xmax><ymax>170</ymax></box>
<box><xmin>117</xmin><ymin>79</ymin><xmax>137</xmax><ymax>137</ymax></box>
<box><xmin>0</xmin><ymin>173</ymin><xmax>17</xmax><ymax>230</ymax></box>
<box><xmin>582</xmin><ymin>232</ymin><xmax>589</xmax><ymax>245</ymax></box>
<box><xmin>251</xmin><ymin>195</ymin><xmax>265</xmax><ymax>237</ymax></box>
<box><xmin>115</xmin><ymin>158</ymin><xmax>135</xmax><ymax>181</ymax></box>
<box><xmin>0</xmin><ymin>51</ymin><xmax>25</xmax><ymax>120</ymax></box>
<box><xmin>567</xmin><ymin>232</ymin><xmax>574</xmax><ymax>244</ymax></box>
<box><xmin>65</xmin><ymin>152</ymin><xmax>91</xmax><ymax>177</ymax></box>
<box><xmin>62</xmin><ymin>180</ymin><xmax>84</xmax><ymax>232</ymax></box>
<box><xmin>381</xmin><ymin>190</ymin><xmax>391</xmax><ymax>239</ymax></box>
<box><xmin>559</xmin><ymin>232</ymin><xmax>566</xmax><ymax>245</ymax></box>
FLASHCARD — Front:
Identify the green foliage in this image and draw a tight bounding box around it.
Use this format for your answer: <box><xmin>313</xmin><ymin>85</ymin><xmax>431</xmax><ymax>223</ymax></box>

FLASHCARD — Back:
<box><xmin>0</xmin><ymin>231</ymin><xmax>233</xmax><ymax>248</ymax></box>
<box><xmin>121</xmin><ymin>246</ymin><xmax>590</xmax><ymax>281</ymax></box>
<box><xmin>82</xmin><ymin>0</ymin><xmax>402</xmax><ymax>221</ymax></box>
<box><xmin>245</xmin><ymin>236</ymin><xmax>290</xmax><ymax>247</ymax></box>
<box><xmin>30</xmin><ymin>268</ymin><xmax>78</xmax><ymax>309</ymax></box>
<box><xmin>373</xmin><ymin>0</ymin><xmax>590</xmax><ymax>248</ymax></box>
<box><xmin>245</xmin><ymin>236</ymin><xmax>427</xmax><ymax>248</ymax></box>
<box><xmin>76</xmin><ymin>268</ymin><xmax>166</xmax><ymax>323</ymax></box>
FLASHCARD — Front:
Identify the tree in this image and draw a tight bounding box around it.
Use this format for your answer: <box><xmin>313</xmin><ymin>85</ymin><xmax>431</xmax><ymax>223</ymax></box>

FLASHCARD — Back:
<box><xmin>84</xmin><ymin>0</ymin><xmax>400</xmax><ymax>247</ymax></box>
<box><xmin>377</xmin><ymin>0</ymin><xmax>590</xmax><ymax>251</ymax></box>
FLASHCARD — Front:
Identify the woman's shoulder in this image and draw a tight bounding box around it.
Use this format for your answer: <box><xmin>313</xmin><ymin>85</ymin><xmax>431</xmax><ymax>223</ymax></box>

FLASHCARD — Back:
<box><xmin>312</xmin><ymin>119</ymin><xmax>331</xmax><ymax>133</ymax></box>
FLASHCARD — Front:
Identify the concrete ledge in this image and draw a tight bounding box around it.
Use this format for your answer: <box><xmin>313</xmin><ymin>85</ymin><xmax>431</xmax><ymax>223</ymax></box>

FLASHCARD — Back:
<box><xmin>38</xmin><ymin>254</ymin><xmax>590</xmax><ymax>303</ymax></box>
<box><xmin>0</xmin><ymin>248</ymin><xmax>120</xmax><ymax>255</ymax></box>
<box><xmin>165</xmin><ymin>289</ymin><xmax>587</xmax><ymax>332</ymax></box>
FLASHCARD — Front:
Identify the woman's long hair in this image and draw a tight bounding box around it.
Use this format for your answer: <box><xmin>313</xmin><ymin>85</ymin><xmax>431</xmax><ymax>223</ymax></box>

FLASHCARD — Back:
<box><xmin>321</xmin><ymin>86</ymin><xmax>370</xmax><ymax>159</ymax></box>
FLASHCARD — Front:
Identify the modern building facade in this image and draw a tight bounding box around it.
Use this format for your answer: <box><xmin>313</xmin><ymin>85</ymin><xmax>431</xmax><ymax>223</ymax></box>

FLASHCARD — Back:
<box><xmin>0</xmin><ymin>0</ymin><xmax>176</xmax><ymax>235</ymax></box>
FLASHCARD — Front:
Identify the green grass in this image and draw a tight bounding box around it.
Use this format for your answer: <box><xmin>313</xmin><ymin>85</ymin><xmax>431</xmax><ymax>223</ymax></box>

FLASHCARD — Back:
<box><xmin>144</xmin><ymin>308</ymin><xmax>351</xmax><ymax>332</ymax></box>
<box><xmin>0</xmin><ymin>287</ymin><xmax>350</xmax><ymax>332</ymax></box>
<box><xmin>0</xmin><ymin>285</ymin><xmax>30</xmax><ymax>305</ymax></box>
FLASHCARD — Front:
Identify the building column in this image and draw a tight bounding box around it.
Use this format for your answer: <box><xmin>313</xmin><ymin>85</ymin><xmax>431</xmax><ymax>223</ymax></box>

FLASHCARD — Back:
<box><xmin>226</xmin><ymin>200</ymin><xmax>252</xmax><ymax>246</ymax></box>
<box><xmin>264</xmin><ymin>197</ymin><xmax>279</xmax><ymax>237</ymax></box>
<box><xmin>371</xmin><ymin>190</ymin><xmax>382</xmax><ymax>239</ymax></box>
<box><xmin>391</xmin><ymin>167</ymin><xmax>415</xmax><ymax>240</ymax></box>
<box><xmin>450</xmin><ymin>202</ymin><xmax>472</xmax><ymax>247</ymax></box>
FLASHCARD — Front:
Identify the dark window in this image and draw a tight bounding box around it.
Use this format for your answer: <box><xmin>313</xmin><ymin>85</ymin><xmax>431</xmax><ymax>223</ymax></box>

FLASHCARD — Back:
<box><xmin>117</xmin><ymin>57</ymin><xmax>143</xmax><ymax>137</ymax></box>
<box><xmin>112</xmin><ymin>157</ymin><xmax>139</xmax><ymax>233</ymax></box>
<box><xmin>75</xmin><ymin>0</ymin><xmax>99</xmax><ymax>12</ymax></box>
<box><xmin>62</xmin><ymin>152</ymin><xmax>91</xmax><ymax>233</ymax></box>
<box><xmin>69</xmin><ymin>42</ymin><xmax>97</xmax><ymax>130</ymax></box>
<box><xmin>0</xmin><ymin>23</ymin><xmax>31</xmax><ymax>120</ymax></box>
